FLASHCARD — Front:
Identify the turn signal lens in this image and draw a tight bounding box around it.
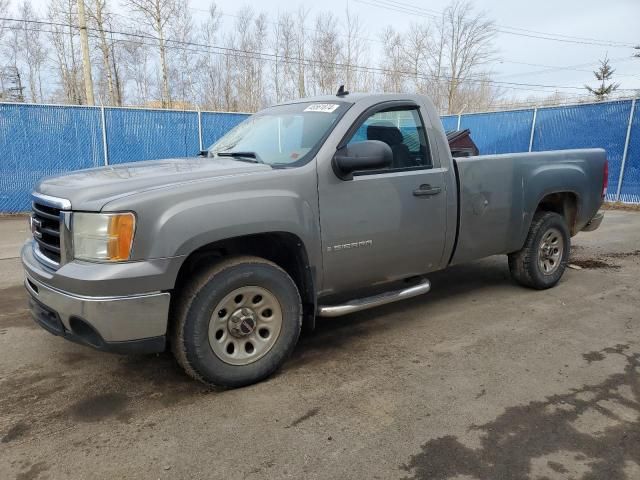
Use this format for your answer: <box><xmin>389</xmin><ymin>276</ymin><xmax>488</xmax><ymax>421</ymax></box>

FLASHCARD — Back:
<box><xmin>107</xmin><ymin>214</ymin><xmax>136</xmax><ymax>261</ymax></box>
<box><xmin>73</xmin><ymin>212</ymin><xmax>136</xmax><ymax>262</ymax></box>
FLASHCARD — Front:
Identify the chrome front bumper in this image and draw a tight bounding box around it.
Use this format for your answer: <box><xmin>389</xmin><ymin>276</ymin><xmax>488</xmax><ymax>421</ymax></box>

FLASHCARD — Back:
<box><xmin>24</xmin><ymin>275</ymin><xmax>169</xmax><ymax>353</ymax></box>
<box><xmin>22</xmin><ymin>240</ymin><xmax>172</xmax><ymax>354</ymax></box>
<box><xmin>25</xmin><ymin>272</ymin><xmax>169</xmax><ymax>337</ymax></box>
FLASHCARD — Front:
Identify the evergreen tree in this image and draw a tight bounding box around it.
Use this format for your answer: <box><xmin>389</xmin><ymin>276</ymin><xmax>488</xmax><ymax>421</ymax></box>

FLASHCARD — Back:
<box><xmin>585</xmin><ymin>55</ymin><xmax>620</xmax><ymax>101</ymax></box>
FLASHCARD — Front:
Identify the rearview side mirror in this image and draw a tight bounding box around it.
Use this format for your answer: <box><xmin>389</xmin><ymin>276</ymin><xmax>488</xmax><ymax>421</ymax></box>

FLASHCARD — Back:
<box><xmin>332</xmin><ymin>140</ymin><xmax>393</xmax><ymax>180</ymax></box>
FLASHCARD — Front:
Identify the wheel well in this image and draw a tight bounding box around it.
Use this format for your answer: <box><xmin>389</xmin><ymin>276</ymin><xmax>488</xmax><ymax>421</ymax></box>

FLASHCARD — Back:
<box><xmin>536</xmin><ymin>192</ymin><xmax>578</xmax><ymax>235</ymax></box>
<box><xmin>173</xmin><ymin>232</ymin><xmax>316</xmax><ymax>330</ymax></box>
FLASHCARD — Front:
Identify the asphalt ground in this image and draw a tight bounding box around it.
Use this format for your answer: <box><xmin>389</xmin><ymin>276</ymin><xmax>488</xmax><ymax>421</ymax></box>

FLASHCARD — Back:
<box><xmin>1</xmin><ymin>211</ymin><xmax>639</xmax><ymax>480</ymax></box>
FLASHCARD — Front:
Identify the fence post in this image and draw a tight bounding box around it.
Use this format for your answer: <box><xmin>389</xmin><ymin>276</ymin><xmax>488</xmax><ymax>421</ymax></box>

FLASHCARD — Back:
<box><xmin>100</xmin><ymin>105</ymin><xmax>109</xmax><ymax>166</ymax></box>
<box><xmin>616</xmin><ymin>98</ymin><xmax>636</xmax><ymax>202</ymax></box>
<box><xmin>528</xmin><ymin>107</ymin><xmax>538</xmax><ymax>153</ymax></box>
<box><xmin>197</xmin><ymin>108</ymin><xmax>203</xmax><ymax>152</ymax></box>
<box><xmin>456</xmin><ymin>114</ymin><xmax>462</xmax><ymax>131</ymax></box>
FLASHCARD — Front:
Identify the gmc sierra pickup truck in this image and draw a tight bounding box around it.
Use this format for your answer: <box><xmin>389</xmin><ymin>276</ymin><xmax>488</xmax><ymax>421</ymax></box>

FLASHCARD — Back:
<box><xmin>22</xmin><ymin>92</ymin><xmax>607</xmax><ymax>387</ymax></box>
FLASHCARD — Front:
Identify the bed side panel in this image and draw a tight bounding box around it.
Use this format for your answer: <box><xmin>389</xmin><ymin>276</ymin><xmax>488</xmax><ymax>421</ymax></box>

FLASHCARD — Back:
<box><xmin>450</xmin><ymin>149</ymin><xmax>605</xmax><ymax>266</ymax></box>
<box><xmin>450</xmin><ymin>155</ymin><xmax>522</xmax><ymax>265</ymax></box>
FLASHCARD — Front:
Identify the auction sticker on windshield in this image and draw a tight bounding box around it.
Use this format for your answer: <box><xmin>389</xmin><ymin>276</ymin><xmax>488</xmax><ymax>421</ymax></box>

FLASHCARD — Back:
<box><xmin>304</xmin><ymin>103</ymin><xmax>340</xmax><ymax>113</ymax></box>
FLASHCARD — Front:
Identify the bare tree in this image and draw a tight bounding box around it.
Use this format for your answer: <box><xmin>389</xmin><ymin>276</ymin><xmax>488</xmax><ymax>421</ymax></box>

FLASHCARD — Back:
<box><xmin>120</xmin><ymin>27</ymin><xmax>152</xmax><ymax>104</ymax></box>
<box><xmin>1</xmin><ymin>17</ymin><xmax>26</xmax><ymax>101</ymax></box>
<box><xmin>495</xmin><ymin>90</ymin><xmax>570</xmax><ymax>110</ymax></box>
<box><xmin>380</xmin><ymin>27</ymin><xmax>406</xmax><ymax>92</ymax></box>
<box><xmin>169</xmin><ymin>0</ymin><xmax>196</xmax><ymax>106</ymax></box>
<box><xmin>250</xmin><ymin>11</ymin><xmax>268</xmax><ymax>109</ymax></box>
<box><xmin>402</xmin><ymin>22</ymin><xmax>430</xmax><ymax>94</ymax></box>
<box><xmin>48</xmin><ymin>0</ymin><xmax>84</xmax><ymax>103</ymax></box>
<box><xmin>219</xmin><ymin>31</ymin><xmax>236</xmax><ymax>111</ymax></box>
<box><xmin>87</xmin><ymin>0</ymin><xmax>120</xmax><ymax>104</ymax></box>
<box><xmin>425</xmin><ymin>14</ymin><xmax>448</xmax><ymax>113</ymax></box>
<box><xmin>109</xmin><ymin>29</ymin><xmax>123</xmax><ymax>104</ymax></box>
<box><xmin>309</xmin><ymin>12</ymin><xmax>341</xmax><ymax>95</ymax></box>
<box><xmin>341</xmin><ymin>9</ymin><xmax>369</xmax><ymax>92</ymax></box>
<box><xmin>0</xmin><ymin>0</ymin><xmax>9</xmax><ymax>44</ymax></box>
<box><xmin>271</xmin><ymin>11</ymin><xmax>286</xmax><ymax>104</ymax></box>
<box><xmin>440</xmin><ymin>0</ymin><xmax>496</xmax><ymax>113</ymax></box>
<box><xmin>0</xmin><ymin>0</ymin><xmax>505</xmax><ymax>112</ymax></box>
<box><xmin>18</xmin><ymin>1</ymin><xmax>46</xmax><ymax>102</ymax></box>
<box><xmin>232</xmin><ymin>7</ymin><xmax>267</xmax><ymax>111</ymax></box>
<box><xmin>197</xmin><ymin>2</ymin><xmax>223</xmax><ymax>109</ymax></box>
<box><xmin>456</xmin><ymin>74</ymin><xmax>502</xmax><ymax>112</ymax></box>
<box><xmin>123</xmin><ymin>0</ymin><xmax>179</xmax><ymax>107</ymax></box>
<box><xmin>271</xmin><ymin>11</ymin><xmax>298</xmax><ymax>103</ymax></box>
<box><xmin>294</xmin><ymin>6</ymin><xmax>309</xmax><ymax>98</ymax></box>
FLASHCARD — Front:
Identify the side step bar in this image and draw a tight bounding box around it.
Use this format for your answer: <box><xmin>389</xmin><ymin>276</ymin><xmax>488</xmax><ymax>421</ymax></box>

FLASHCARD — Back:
<box><xmin>317</xmin><ymin>279</ymin><xmax>431</xmax><ymax>317</ymax></box>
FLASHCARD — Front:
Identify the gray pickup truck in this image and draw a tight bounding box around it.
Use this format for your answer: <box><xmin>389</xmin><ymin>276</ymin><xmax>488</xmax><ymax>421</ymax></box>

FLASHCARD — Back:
<box><xmin>22</xmin><ymin>92</ymin><xmax>607</xmax><ymax>387</ymax></box>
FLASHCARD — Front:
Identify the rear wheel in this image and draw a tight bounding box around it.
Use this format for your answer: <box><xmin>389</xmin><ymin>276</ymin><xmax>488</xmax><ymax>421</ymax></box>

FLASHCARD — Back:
<box><xmin>171</xmin><ymin>256</ymin><xmax>302</xmax><ymax>387</ymax></box>
<box><xmin>508</xmin><ymin>211</ymin><xmax>570</xmax><ymax>289</ymax></box>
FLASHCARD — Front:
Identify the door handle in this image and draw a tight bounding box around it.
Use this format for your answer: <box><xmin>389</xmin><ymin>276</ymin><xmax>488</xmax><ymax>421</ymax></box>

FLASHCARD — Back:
<box><xmin>413</xmin><ymin>184</ymin><xmax>441</xmax><ymax>196</ymax></box>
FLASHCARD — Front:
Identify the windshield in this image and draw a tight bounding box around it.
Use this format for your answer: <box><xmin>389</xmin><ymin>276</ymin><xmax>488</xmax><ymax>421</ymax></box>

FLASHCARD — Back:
<box><xmin>208</xmin><ymin>101</ymin><xmax>350</xmax><ymax>166</ymax></box>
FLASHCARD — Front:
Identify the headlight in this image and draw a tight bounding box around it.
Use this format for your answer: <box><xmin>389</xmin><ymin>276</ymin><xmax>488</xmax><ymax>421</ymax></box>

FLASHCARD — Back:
<box><xmin>72</xmin><ymin>212</ymin><xmax>136</xmax><ymax>262</ymax></box>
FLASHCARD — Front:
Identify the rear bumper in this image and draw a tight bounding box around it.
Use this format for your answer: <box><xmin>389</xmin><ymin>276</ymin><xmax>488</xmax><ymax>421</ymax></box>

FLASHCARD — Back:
<box><xmin>582</xmin><ymin>210</ymin><xmax>605</xmax><ymax>232</ymax></box>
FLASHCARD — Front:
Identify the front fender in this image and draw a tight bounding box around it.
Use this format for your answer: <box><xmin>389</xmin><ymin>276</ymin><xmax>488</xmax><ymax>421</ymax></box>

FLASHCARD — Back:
<box><xmin>157</xmin><ymin>188</ymin><xmax>320</xmax><ymax>259</ymax></box>
<box><xmin>102</xmin><ymin>165</ymin><xmax>322</xmax><ymax>282</ymax></box>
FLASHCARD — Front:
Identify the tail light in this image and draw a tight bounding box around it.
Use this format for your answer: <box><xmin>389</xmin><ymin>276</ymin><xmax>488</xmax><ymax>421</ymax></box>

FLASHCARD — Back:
<box><xmin>602</xmin><ymin>160</ymin><xmax>609</xmax><ymax>199</ymax></box>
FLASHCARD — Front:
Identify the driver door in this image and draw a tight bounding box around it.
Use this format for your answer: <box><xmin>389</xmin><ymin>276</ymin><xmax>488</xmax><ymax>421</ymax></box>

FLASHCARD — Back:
<box><xmin>318</xmin><ymin>102</ymin><xmax>448</xmax><ymax>295</ymax></box>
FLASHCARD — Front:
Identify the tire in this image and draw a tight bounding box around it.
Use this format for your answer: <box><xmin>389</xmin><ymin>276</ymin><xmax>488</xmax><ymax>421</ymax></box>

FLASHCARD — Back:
<box><xmin>171</xmin><ymin>256</ymin><xmax>302</xmax><ymax>388</ymax></box>
<box><xmin>508</xmin><ymin>211</ymin><xmax>570</xmax><ymax>290</ymax></box>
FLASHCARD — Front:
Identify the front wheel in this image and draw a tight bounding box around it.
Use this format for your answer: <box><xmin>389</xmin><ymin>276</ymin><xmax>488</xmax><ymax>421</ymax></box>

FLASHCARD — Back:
<box><xmin>508</xmin><ymin>211</ymin><xmax>570</xmax><ymax>289</ymax></box>
<box><xmin>171</xmin><ymin>256</ymin><xmax>302</xmax><ymax>388</ymax></box>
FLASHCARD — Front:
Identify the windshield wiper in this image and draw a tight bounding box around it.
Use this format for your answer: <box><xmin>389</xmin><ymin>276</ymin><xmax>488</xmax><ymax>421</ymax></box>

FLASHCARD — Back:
<box><xmin>216</xmin><ymin>151</ymin><xmax>264</xmax><ymax>164</ymax></box>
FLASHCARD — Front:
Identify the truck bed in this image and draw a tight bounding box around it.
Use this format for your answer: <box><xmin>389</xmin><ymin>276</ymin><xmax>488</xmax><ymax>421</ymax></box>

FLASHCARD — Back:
<box><xmin>450</xmin><ymin>148</ymin><xmax>607</xmax><ymax>265</ymax></box>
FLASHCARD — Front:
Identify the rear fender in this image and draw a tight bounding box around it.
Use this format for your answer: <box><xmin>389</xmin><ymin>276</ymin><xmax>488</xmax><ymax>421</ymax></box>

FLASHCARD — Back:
<box><xmin>519</xmin><ymin>164</ymin><xmax>586</xmax><ymax>247</ymax></box>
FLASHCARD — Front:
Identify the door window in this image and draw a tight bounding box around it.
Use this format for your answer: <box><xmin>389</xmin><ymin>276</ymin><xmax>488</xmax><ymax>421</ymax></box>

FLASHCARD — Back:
<box><xmin>347</xmin><ymin>107</ymin><xmax>432</xmax><ymax>171</ymax></box>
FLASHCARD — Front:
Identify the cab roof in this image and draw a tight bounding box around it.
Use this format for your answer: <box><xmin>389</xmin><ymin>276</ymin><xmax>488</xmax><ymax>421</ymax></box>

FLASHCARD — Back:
<box><xmin>276</xmin><ymin>92</ymin><xmax>428</xmax><ymax>107</ymax></box>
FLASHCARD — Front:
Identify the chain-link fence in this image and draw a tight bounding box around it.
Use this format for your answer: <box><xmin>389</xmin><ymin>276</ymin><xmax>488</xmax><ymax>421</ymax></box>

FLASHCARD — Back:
<box><xmin>446</xmin><ymin>98</ymin><xmax>639</xmax><ymax>203</ymax></box>
<box><xmin>0</xmin><ymin>104</ymin><xmax>105</xmax><ymax>212</ymax></box>
<box><xmin>104</xmin><ymin>108</ymin><xmax>200</xmax><ymax>165</ymax></box>
<box><xmin>618</xmin><ymin>100</ymin><xmax>640</xmax><ymax>204</ymax></box>
<box><xmin>0</xmin><ymin>104</ymin><xmax>248</xmax><ymax>212</ymax></box>
<box><xmin>0</xmin><ymin>98</ymin><xmax>639</xmax><ymax>212</ymax></box>
<box><xmin>460</xmin><ymin>109</ymin><xmax>535</xmax><ymax>155</ymax></box>
<box><xmin>532</xmin><ymin>101</ymin><xmax>633</xmax><ymax>202</ymax></box>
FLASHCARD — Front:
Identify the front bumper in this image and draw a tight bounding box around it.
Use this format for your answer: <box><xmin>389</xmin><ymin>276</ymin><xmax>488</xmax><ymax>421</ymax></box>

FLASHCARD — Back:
<box><xmin>22</xmin><ymin>241</ymin><xmax>172</xmax><ymax>354</ymax></box>
<box><xmin>582</xmin><ymin>210</ymin><xmax>605</xmax><ymax>232</ymax></box>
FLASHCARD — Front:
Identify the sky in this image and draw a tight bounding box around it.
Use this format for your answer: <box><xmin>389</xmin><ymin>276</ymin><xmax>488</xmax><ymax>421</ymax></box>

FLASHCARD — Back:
<box><xmin>195</xmin><ymin>0</ymin><xmax>640</xmax><ymax>101</ymax></box>
<box><xmin>26</xmin><ymin>0</ymin><xmax>640</xmax><ymax>101</ymax></box>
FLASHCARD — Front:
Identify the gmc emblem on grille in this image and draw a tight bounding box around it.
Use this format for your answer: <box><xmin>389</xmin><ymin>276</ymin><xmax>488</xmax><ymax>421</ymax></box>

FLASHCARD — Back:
<box><xmin>30</xmin><ymin>216</ymin><xmax>42</xmax><ymax>238</ymax></box>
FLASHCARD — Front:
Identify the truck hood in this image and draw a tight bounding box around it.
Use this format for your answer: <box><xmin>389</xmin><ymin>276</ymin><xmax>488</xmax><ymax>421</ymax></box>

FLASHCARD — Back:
<box><xmin>35</xmin><ymin>157</ymin><xmax>270</xmax><ymax>211</ymax></box>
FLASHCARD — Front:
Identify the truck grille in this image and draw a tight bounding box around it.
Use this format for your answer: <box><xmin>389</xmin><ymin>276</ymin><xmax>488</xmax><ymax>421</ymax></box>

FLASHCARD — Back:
<box><xmin>31</xmin><ymin>202</ymin><xmax>62</xmax><ymax>264</ymax></box>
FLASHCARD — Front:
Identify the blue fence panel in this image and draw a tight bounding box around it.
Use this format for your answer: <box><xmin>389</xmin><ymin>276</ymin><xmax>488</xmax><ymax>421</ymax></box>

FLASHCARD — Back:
<box><xmin>0</xmin><ymin>104</ymin><xmax>104</xmax><ymax>212</ymax></box>
<box><xmin>105</xmin><ymin>108</ymin><xmax>200</xmax><ymax>164</ymax></box>
<box><xmin>441</xmin><ymin>115</ymin><xmax>458</xmax><ymax>132</ymax></box>
<box><xmin>619</xmin><ymin>101</ymin><xmax>640</xmax><ymax>203</ymax></box>
<box><xmin>2</xmin><ymin>100</ymin><xmax>640</xmax><ymax>212</ymax></box>
<box><xmin>459</xmin><ymin>109</ymin><xmax>534</xmax><ymax>155</ymax></box>
<box><xmin>532</xmin><ymin>100</ymin><xmax>633</xmax><ymax>202</ymax></box>
<box><xmin>201</xmin><ymin>112</ymin><xmax>249</xmax><ymax>149</ymax></box>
